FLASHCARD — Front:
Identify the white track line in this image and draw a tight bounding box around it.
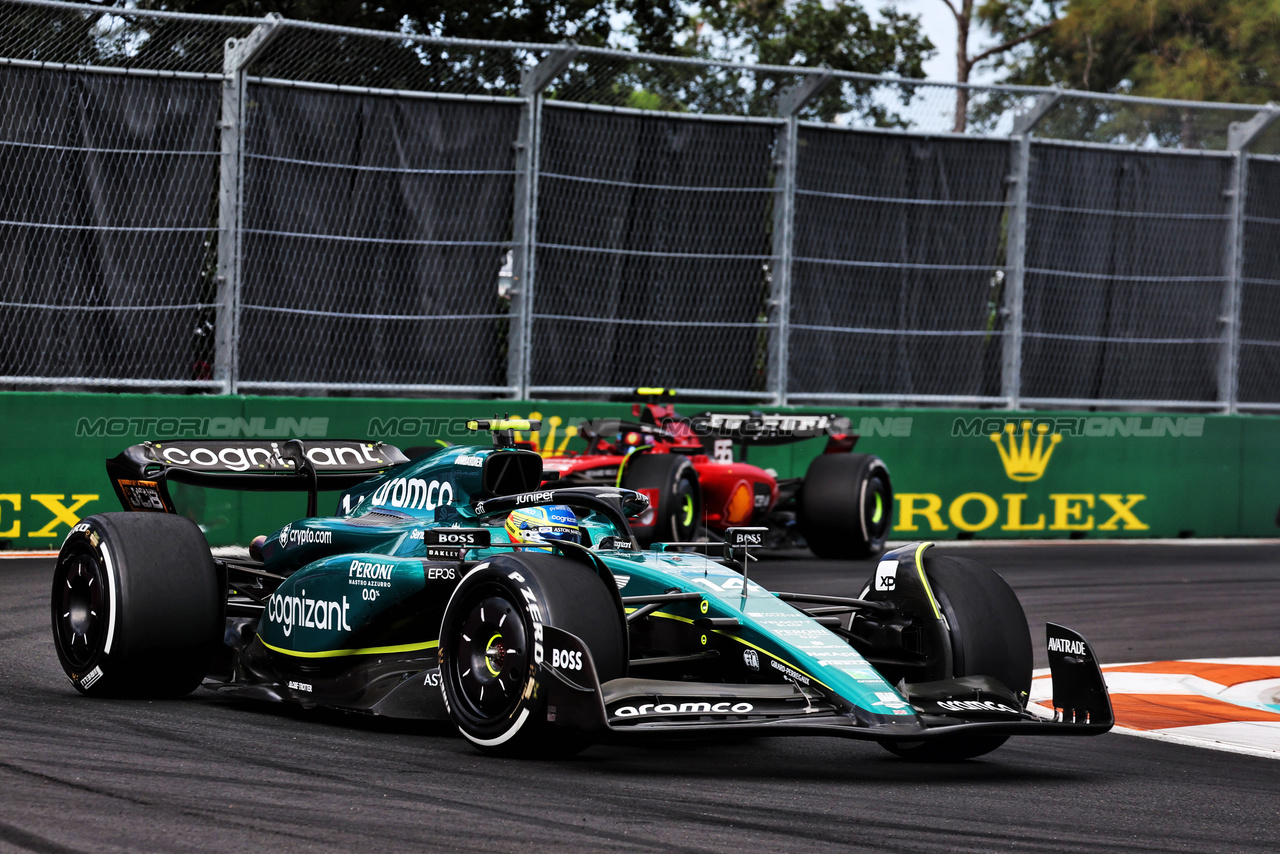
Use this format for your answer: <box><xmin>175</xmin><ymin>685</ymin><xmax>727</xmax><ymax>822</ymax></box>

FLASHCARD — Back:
<box><xmin>1031</xmin><ymin>658</ymin><xmax>1280</xmax><ymax>760</ymax></box>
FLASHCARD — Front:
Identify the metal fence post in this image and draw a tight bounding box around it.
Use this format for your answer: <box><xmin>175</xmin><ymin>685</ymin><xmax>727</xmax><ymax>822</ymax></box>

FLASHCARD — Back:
<box><xmin>508</xmin><ymin>44</ymin><xmax>576</xmax><ymax>401</ymax></box>
<box><xmin>768</xmin><ymin>72</ymin><xmax>830</xmax><ymax>406</ymax></box>
<box><xmin>1001</xmin><ymin>90</ymin><xmax>1061</xmax><ymax>409</ymax></box>
<box><xmin>215</xmin><ymin>14</ymin><xmax>281</xmax><ymax>395</ymax></box>
<box><xmin>1220</xmin><ymin>107</ymin><xmax>1280</xmax><ymax>413</ymax></box>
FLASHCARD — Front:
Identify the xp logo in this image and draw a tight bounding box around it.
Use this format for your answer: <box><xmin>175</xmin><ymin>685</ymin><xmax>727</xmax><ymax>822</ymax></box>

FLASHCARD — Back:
<box><xmin>874</xmin><ymin>560</ymin><xmax>898</xmax><ymax>592</ymax></box>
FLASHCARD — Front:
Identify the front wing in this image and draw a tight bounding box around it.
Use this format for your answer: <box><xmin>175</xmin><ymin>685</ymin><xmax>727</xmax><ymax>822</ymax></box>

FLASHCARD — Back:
<box><xmin>539</xmin><ymin>623</ymin><xmax>1113</xmax><ymax>743</ymax></box>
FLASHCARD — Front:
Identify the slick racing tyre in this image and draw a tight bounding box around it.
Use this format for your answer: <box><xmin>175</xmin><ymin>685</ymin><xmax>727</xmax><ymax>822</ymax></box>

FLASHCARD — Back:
<box><xmin>620</xmin><ymin>452</ymin><xmax>700</xmax><ymax>548</ymax></box>
<box><xmin>51</xmin><ymin>513</ymin><xmax>223</xmax><ymax>698</ymax></box>
<box><xmin>797</xmin><ymin>453</ymin><xmax>892</xmax><ymax>559</ymax></box>
<box><xmin>438</xmin><ymin>551</ymin><xmax>627</xmax><ymax>757</ymax></box>
<box><xmin>880</xmin><ymin>554</ymin><xmax>1033</xmax><ymax>762</ymax></box>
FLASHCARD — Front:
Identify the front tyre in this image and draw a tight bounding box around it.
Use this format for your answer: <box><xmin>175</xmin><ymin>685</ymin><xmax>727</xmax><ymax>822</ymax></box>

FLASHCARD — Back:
<box><xmin>51</xmin><ymin>513</ymin><xmax>222</xmax><ymax>698</ymax></box>
<box><xmin>439</xmin><ymin>552</ymin><xmax>626</xmax><ymax>756</ymax></box>
<box><xmin>880</xmin><ymin>554</ymin><xmax>1032</xmax><ymax>762</ymax></box>
<box><xmin>797</xmin><ymin>453</ymin><xmax>892</xmax><ymax>559</ymax></box>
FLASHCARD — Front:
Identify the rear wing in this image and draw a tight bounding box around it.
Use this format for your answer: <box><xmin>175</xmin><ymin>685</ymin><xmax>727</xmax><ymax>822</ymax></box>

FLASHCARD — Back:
<box><xmin>687</xmin><ymin>412</ymin><xmax>857</xmax><ymax>450</ymax></box>
<box><xmin>577</xmin><ymin>412</ymin><xmax>857</xmax><ymax>454</ymax></box>
<box><xmin>105</xmin><ymin>439</ymin><xmax>409</xmax><ymax>516</ymax></box>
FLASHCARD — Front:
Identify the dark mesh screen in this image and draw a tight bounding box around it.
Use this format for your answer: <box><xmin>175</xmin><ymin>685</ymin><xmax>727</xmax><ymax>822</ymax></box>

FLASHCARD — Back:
<box><xmin>529</xmin><ymin>104</ymin><xmax>776</xmax><ymax>391</ymax></box>
<box><xmin>1020</xmin><ymin>142</ymin><xmax>1232</xmax><ymax>402</ymax></box>
<box><xmin>1237</xmin><ymin>157</ymin><xmax>1280</xmax><ymax>404</ymax></box>
<box><xmin>238</xmin><ymin>85</ymin><xmax>520</xmax><ymax>387</ymax></box>
<box><xmin>0</xmin><ymin>67</ymin><xmax>219</xmax><ymax>382</ymax></box>
<box><xmin>787</xmin><ymin>127</ymin><xmax>1010</xmax><ymax>398</ymax></box>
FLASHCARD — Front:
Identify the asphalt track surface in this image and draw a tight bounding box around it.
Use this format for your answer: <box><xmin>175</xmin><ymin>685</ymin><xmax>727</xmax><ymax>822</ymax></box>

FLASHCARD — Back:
<box><xmin>2</xmin><ymin>543</ymin><xmax>1279</xmax><ymax>853</ymax></box>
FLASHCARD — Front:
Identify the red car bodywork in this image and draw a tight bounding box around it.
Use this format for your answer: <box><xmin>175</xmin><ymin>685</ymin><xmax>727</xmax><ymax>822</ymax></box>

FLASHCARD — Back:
<box><xmin>535</xmin><ymin>399</ymin><xmax>855</xmax><ymax>534</ymax></box>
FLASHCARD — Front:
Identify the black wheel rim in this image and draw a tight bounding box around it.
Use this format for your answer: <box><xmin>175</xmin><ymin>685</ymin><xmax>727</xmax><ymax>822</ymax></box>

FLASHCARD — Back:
<box><xmin>672</xmin><ymin>478</ymin><xmax>698</xmax><ymax>540</ymax></box>
<box><xmin>54</xmin><ymin>550</ymin><xmax>107</xmax><ymax>671</ymax></box>
<box><xmin>451</xmin><ymin>588</ymin><xmax>528</xmax><ymax>723</ymax></box>
<box><xmin>865</xmin><ymin>476</ymin><xmax>890</xmax><ymax>542</ymax></box>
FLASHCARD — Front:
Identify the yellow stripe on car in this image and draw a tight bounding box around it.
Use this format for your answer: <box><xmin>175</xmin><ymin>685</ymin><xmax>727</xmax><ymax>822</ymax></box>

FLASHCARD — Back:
<box><xmin>913</xmin><ymin>542</ymin><xmax>942</xmax><ymax>619</ymax></box>
<box><xmin>623</xmin><ymin>608</ymin><xmax>834</xmax><ymax>692</ymax></box>
<box><xmin>258</xmin><ymin>637</ymin><xmax>440</xmax><ymax>659</ymax></box>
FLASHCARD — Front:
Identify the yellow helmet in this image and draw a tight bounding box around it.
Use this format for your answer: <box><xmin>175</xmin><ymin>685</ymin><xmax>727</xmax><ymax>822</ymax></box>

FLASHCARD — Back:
<box><xmin>505</xmin><ymin>505</ymin><xmax>581</xmax><ymax>550</ymax></box>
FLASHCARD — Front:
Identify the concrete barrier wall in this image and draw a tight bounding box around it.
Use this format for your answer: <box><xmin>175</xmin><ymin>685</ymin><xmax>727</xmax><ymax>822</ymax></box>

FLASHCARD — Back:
<box><xmin>1</xmin><ymin>392</ymin><xmax>1275</xmax><ymax>548</ymax></box>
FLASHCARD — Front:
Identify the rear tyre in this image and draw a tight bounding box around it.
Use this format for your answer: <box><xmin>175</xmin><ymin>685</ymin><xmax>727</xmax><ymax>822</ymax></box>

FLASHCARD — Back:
<box><xmin>51</xmin><ymin>513</ymin><xmax>222</xmax><ymax>698</ymax></box>
<box><xmin>880</xmin><ymin>553</ymin><xmax>1032</xmax><ymax>762</ymax></box>
<box><xmin>439</xmin><ymin>551</ymin><xmax>627</xmax><ymax>756</ymax></box>
<box><xmin>797</xmin><ymin>453</ymin><xmax>892</xmax><ymax>559</ymax></box>
<box><xmin>620</xmin><ymin>453</ymin><xmax>700</xmax><ymax>548</ymax></box>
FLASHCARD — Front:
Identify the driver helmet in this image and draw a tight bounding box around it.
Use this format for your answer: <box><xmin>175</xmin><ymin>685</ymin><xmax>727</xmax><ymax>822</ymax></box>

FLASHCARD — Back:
<box><xmin>618</xmin><ymin>429</ymin><xmax>656</xmax><ymax>449</ymax></box>
<box><xmin>505</xmin><ymin>505</ymin><xmax>581</xmax><ymax>550</ymax></box>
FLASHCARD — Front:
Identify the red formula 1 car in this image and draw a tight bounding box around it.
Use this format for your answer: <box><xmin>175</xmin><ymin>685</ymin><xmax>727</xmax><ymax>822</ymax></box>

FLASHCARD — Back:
<box><xmin>535</xmin><ymin>390</ymin><xmax>893</xmax><ymax>559</ymax></box>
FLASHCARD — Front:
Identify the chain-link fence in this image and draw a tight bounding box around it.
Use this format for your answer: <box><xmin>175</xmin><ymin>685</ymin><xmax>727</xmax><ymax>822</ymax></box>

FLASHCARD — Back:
<box><xmin>3</xmin><ymin>0</ymin><xmax>1279</xmax><ymax>411</ymax></box>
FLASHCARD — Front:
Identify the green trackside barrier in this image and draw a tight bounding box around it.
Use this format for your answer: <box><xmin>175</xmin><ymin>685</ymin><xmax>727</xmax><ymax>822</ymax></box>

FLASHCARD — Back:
<box><xmin>1</xmin><ymin>391</ymin><xmax>1276</xmax><ymax>549</ymax></box>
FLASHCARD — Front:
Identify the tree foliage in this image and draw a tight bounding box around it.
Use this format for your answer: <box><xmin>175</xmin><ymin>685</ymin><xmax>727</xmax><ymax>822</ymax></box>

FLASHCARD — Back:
<box><xmin>697</xmin><ymin>0</ymin><xmax>929</xmax><ymax>75</ymax></box>
<box><xmin>991</xmin><ymin>0</ymin><xmax>1280</xmax><ymax>105</ymax></box>
<box><xmin>965</xmin><ymin>0</ymin><xmax>1280</xmax><ymax>147</ymax></box>
<box><xmin>693</xmin><ymin>0</ymin><xmax>933</xmax><ymax>121</ymax></box>
<box><xmin>134</xmin><ymin>0</ymin><xmax>689</xmax><ymax>53</ymax></box>
<box><xmin>936</xmin><ymin>0</ymin><xmax>1062</xmax><ymax>131</ymax></box>
<box><xmin>69</xmin><ymin>0</ymin><xmax>939</xmax><ymax>122</ymax></box>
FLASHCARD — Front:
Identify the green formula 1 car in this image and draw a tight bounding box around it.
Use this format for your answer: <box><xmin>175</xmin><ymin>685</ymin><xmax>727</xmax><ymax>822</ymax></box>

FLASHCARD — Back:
<box><xmin>51</xmin><ymin>420</ymin><xmax>1112</xmax><ymax>761</ymax></box>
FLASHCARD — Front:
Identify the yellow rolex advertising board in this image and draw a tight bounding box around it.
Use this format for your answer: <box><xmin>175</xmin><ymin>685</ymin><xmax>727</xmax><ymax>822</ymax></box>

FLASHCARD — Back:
<box><xmin>0</xmin><ymin>392</ymin><xmax>1275</xmax><ymax>549</ymax></box>
<box><xmin>889</xmin><ymin>416</ymin><xmax>1185</xmax><ymax>537</ymax></box>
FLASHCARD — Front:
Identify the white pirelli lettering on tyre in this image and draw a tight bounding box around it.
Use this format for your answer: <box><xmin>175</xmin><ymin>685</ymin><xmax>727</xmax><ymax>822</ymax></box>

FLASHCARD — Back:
<box><xmin>510</xmin><ymin>572</ymin><xmax>544</xmax><ymax>665</ymax></box>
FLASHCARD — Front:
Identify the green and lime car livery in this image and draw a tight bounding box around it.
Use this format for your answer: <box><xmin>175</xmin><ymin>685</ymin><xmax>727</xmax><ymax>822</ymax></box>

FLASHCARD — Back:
<box><xmin>52</xmin><ymin>420</ymin><xmax>1112</xmax><ymax>760</ymax></box>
